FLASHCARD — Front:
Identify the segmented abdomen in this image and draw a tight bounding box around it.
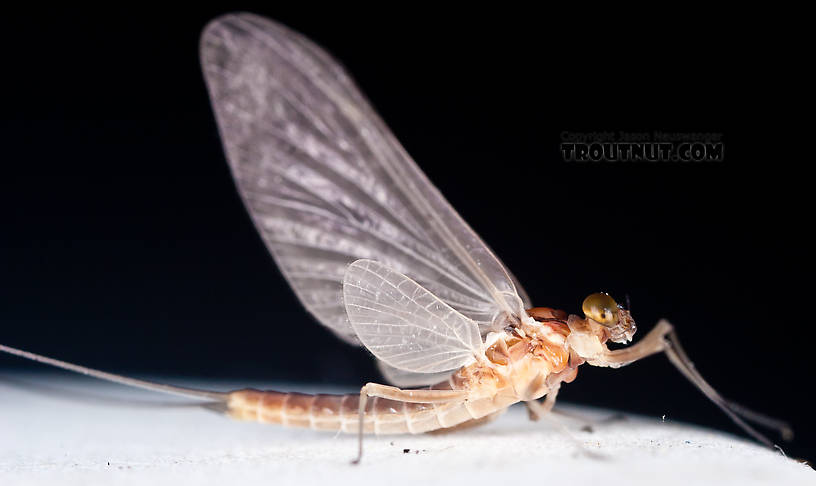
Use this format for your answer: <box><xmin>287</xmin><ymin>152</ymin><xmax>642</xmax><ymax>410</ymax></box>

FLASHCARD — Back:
<box><xmin>227</xmin><ymin>389</ymin><xmax>515</xmax><ymax>434</ymax></box>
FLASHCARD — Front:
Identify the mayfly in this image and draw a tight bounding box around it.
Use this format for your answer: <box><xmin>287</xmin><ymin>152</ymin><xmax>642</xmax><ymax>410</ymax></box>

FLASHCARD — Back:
<box><xmin>0</xmin><ymin>13</ymin><xmax>792</xmax><ymax>463</ymax></box>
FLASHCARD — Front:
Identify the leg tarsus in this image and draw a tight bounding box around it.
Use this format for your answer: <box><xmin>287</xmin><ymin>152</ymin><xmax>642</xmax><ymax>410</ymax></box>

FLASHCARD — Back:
<box><xmin>525</xmin><ymin>400</ymin><xmax>544</xmax><ymax>421</ymax></box>
<box><xmin>550</xmin><ymin>408</ymin><xmax>628</xmax><ymax>433</ymax></box>
<box><xmin>591</xmin><ymin>319</ymin><xmax>790</xmax><ymax>450</ymax></box>
<box><xmin>526</xmin><ymin>402</ymin><xmax>541</xmax><ymax>421</ymax></box>
<box><xmin>524</xmin><ymin>382</ymin><xmax>561</xmax><ymax>422</ymax></box>
<box><xmin>351</xmin><ymin>383</ymin><xmax>369</xmax><ymax>465</ymax></box>
<box><xmin>429</xmin><ymin>410</ymin><xmax>504</xmax><ymax>434</ymax></box>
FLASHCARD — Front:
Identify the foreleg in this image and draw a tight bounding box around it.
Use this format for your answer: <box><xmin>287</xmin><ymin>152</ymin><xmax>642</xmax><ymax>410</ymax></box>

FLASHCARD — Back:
<box><xmin>588</xmin><ymin>319</ymin><xmax>673</xmax><ymax>368</ymax></box>
<box><xmin>589</xmin><ymin>319</ymin><xmax>791</xmax><ymax>449</ymax></box>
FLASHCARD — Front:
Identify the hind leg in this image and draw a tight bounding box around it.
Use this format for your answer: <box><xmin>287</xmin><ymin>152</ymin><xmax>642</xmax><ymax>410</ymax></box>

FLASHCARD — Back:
<box><xmin>352</xmin><ymin>383</ymin><xmax>467</xmax><ymax>464</ymax></box>
<box><xmin>430</xmin><ymin>410</ymin><xmax>505</xmax><ymax>434</ymax></box>
<box><xmin>550</xmin><ymin>408</ymin><xmax>628</xmax><ymax>433</ymax></box>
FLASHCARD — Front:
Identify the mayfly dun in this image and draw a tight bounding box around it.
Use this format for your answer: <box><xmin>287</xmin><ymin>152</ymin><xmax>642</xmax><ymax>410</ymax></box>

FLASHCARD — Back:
<box><xmin>0</xmin><ymin>13</ymin><xmax>792</xmax><ymax>464</ymax></box>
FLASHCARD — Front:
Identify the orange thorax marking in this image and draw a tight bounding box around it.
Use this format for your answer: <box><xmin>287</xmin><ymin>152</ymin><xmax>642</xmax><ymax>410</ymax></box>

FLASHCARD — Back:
<box><xmin>484</xmin><ymin>318</ymin><xmax>571</xmax><ymax>375</ymax></box>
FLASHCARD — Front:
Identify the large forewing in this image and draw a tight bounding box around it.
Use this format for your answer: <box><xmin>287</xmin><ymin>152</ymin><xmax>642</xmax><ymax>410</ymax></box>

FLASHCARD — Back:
<box><xmin>343</xmin><ymin>260</ymin><xmax>482</xmax><ymax>373</ymax></box>
<box><xmin>200</xmin><ymin>13</ymin><xmax>530</xmax><ymax>345</ymax></box>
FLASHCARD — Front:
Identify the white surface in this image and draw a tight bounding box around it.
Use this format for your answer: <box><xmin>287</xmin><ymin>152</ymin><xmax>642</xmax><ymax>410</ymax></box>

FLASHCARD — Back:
<box><xmin>1</xmin><ymin>373</ymin><xmax>812</xmax><ymax>485</ymax></box>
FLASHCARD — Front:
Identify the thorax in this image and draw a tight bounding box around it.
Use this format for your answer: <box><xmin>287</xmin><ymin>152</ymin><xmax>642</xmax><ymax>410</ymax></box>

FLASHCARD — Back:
<box><xmin>450</xmin><ymin>311</ymin><xmax>578</xmax><ymax>402</ymax></box>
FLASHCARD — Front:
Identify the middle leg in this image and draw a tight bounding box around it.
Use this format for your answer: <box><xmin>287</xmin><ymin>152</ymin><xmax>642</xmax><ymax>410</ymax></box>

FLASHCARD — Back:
<box><xmin>525</xmin><ymin>382</ymin><xmax>561</xmax><ymax>421</ymax></box>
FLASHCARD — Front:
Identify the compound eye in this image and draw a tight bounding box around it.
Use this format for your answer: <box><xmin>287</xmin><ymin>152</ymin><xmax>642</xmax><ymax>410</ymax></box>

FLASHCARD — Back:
<box><xmin>582</xmin><ymin>292</ymin><xmax>620</xmax><ymax>326</ymax></box>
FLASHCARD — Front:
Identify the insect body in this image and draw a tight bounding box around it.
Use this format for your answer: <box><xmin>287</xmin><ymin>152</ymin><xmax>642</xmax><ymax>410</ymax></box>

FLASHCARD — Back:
<box><xmin>0</xmin><ymin>13</ymin><xmax>791</xmax><ymax>463</ymax></box>
<box><xmin>227</xmin><ymin>306</ymin><xmax>576</xmax><ymax>435</ymax></box>
<box><xmin>222</xmin><ymin>284</ymin><xmax>679</xmax><ymax>464</ymax></box>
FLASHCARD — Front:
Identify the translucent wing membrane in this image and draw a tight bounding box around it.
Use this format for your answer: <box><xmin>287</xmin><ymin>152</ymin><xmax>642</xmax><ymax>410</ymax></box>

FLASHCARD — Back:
<box><xmin>377</xmin><ymin>361</ymin><xmax>456</xmax><ymax>387</ymax></box>
<box><xmin>201</xmin><ymin>14</ymin><xmax>529</xmax><ymax>382</ymax></box>
<box><xmin>344</xmin><ymin>260</ymin><xmax>482</xmax><ymax>373</ymax></box>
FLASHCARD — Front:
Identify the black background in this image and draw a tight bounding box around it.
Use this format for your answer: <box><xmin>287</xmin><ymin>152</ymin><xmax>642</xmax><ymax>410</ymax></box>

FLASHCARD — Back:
<box><xmin>1</xmin><ymin>7</ymin><xmax>811</xmax><ymax>461</ymax></box>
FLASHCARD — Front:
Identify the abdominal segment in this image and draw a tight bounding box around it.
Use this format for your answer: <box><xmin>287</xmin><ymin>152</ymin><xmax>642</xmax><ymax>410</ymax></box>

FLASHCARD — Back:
<box><xmin>226</xmin><ymin>389</ymin><xmax>517</xmax><ymax>435</ymax></box>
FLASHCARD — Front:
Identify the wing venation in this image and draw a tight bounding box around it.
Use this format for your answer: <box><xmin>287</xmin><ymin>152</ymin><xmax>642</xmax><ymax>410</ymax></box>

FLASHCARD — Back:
<box><xmin>343</xmin><ymin>260</ymin><xmax>482</xmax><ymax>373</ymax></box>
<box><xmin>200</xmin><ymin>13</ymin><xmax>531</xmax><ymax>384</ymax></box>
